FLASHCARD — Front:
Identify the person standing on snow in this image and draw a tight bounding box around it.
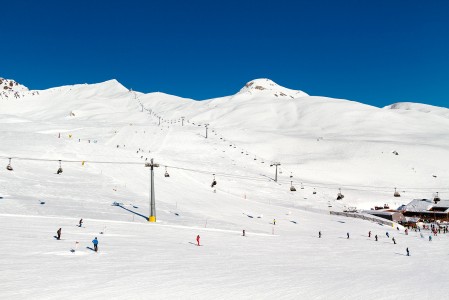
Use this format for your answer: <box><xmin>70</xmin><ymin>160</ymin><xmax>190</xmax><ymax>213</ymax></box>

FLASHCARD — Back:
<box><xmin>368</xmin><ymin>231</ymin><xmax>371</xmax><ymax>238</ymax></box>
<box><xmin>273</xmin><ymin>219</ymin><xmax>276</xmax><ymax>225</ymax></box>
<box><xmin>196</xmin><ymin>235</ymin><xmax>200</xmax><ymax>246</ymax></box>
<box><xmin>392</xmin><ymin>237</ymin><xmax>396</xmax><ymax>244</ymax></box>
<box><xmin>319</xmin><ymin>231</ymin><xmax>321</xmax><ymax>238</ymax></box>
<box><xmin>375</xmin><ymin>235</ymin><xmax>378</xmax><ymax>241</ymax></box>
<box><xmin>79</xmin><ymin>218</ymin><xmax>83</xmax><ymax>227</ymax></box>
<box><xmin>386</xmin><ymin>232</ymin><xmax>389</xmax><ymax>238</ymax></box>
<box><xmin>406</xmin><ymin>247</ymin><xmax>410</xmax><ymax>256</ymax></box>
<box><xmin>347</xmin><ymin>232</ymin><xmax>349</xmax><ymax>239</ymax></box>
<box><xmin>92</xmin><ymin>237</ymin><xmax>99</xmax><ymax>252</ymax></box>
<box><xmin>56</xmin><ymin>228</ymin><xmax>62</xmax><ymax>240</ymax></box>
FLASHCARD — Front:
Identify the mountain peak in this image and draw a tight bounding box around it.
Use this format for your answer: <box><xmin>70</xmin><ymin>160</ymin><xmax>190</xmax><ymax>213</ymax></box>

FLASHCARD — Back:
<box><xmin>0</xmin><ymin>77</ymin><xmax>29</xmax><ymax>92</ymax></box>
<box><xmin>237</xmin><ymin>78</ymin><xmax>308</xmax><ymax>99</ymax></box>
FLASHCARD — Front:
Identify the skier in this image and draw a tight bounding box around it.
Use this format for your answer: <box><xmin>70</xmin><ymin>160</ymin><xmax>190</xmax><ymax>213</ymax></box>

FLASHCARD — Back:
<box><xmin>429</xmin><ymin>235</ymin><xmax>432</xmax><ymax>242</ymax></box>
<box><xmin>196</xmin><ymin>235</ymin><xmax>200</xmax><ymax>246</ymax></box>
<box><xmin>386</xmin><ymin>232</ymin><xmax>389</xmax><ymax>238</ymax></box>
<box><xmin>56</xmin><ymin>228</ymin><xmax>62</xmax><ymax>240</ymax></box>
<box><xmin>375</xmin><ymin>235</ymin><xmax>378</xmax><ymax>241</ymax></box>
<box><xmin>273</xmin><ymin>219</ymin><xmax>276</xmax><ymax>225</ymax></box>
<box><xmin>347</xmin><ymin>232</ymin><xmax>349</xmax><ymax>239</ymax></box>
<box><xmin>392</xmin><ymin>237</ymin><xmax>396</xmax><ymax>244</ymax></box>
<box><xmin>79</xmin><ymin>218</ymin><xmax>83</xmax><ymax>227</ymax></box>
<box><xmin>406</xmin><ymin>247</ymin><xmax>410</xmax><ymax>256</ymax></box>
<box><xmin>92</xmin><ymin>237</ymin><xmax>99</xmax><ymax>252</ymax></box>
<box><xmin>368</xmin><ymin>231</ymin><xmax>371</xmax><ymax>238</ymax></box>
<box><xmin>318</xmin><ymin>231</ymin><xmax>321</xmax><ymax>238</ymax></box>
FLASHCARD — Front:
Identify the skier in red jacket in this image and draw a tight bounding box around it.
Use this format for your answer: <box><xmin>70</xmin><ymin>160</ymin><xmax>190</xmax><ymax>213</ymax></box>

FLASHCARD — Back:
<box><xmin>196</xmin><ymin>235</ymin><xmax>200</xmax><ymax>246</ymax></box>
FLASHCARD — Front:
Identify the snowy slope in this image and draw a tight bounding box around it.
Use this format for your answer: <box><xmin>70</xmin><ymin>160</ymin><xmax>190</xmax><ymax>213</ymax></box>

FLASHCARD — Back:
<box><xmin>385</xmin><ymin>102</ymin><xmax>449</xmax><ymax>120</ymax></box>
<box><xmin>0</xmin><ymin>77</ymin><xmax>28</xmax><ymax>92</ymax></box>
<box><xmin>1</xmin><ymin>78</ymin><xmax>449</xmax><ymax>299</ymax></box>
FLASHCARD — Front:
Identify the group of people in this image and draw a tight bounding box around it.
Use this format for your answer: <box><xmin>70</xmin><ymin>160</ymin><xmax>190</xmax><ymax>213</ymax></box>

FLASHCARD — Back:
<box><xmin>55</xmin><ymin>218</ymin><xmax>99</xmax><ymax>252</ymax></box>
<box><xmin>317</xmin><ymin>228</ymin><xmax>410</xmax><ymax>256</ymax></box>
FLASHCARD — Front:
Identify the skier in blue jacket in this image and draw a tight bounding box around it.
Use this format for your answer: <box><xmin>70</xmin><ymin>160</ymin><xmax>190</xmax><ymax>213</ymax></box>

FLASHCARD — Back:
<box><xmin>92</xmin><ymin>237</ymin><xmax>99</xmax><ymax>252</ymax></box>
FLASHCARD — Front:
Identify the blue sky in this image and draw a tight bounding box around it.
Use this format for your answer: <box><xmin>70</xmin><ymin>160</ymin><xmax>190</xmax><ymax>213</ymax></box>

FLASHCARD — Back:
<box><xmin>2</xmin><ymin>0</ymin><xmax>449</xmax><ymax>108</ymax></box>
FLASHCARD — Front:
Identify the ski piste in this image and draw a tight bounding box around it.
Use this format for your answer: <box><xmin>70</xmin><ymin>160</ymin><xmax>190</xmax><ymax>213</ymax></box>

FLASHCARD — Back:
<box><xmin>0</xmin><ymin>77</ymin><xmax>448</xmax><ymax>299</ymax></box>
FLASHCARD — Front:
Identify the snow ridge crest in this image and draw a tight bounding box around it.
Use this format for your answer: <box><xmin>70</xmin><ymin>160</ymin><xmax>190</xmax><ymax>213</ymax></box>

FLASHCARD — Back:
<box><xmin>238</xmin><ymin>78</ymin><xmax>309</xmax><ymax>99</ymax></box>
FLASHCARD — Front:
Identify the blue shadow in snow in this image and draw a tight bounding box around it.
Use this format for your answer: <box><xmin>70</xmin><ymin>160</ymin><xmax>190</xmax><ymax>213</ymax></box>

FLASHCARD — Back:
<box><xmin>115</xmin><ymin>204</ymin><xmax>148</xmax><ymax>221</ymax></box>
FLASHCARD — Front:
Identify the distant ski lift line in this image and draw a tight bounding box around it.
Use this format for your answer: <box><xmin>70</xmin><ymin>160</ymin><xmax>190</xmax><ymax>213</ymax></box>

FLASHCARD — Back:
<box><xmin>1</xmin><ymin>155</ymin><xmax>447</xmax><ymax>192</ymax></box>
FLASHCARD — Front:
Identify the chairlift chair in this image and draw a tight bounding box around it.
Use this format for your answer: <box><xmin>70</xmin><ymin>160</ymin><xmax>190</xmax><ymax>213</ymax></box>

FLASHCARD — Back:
<box><xmin>164</xmin><ymin>166</ymin><xmax>170</xmax><ymax>177</ymax></box>
<box><xmin>394</xmin><ymin>188</ymin><xmax>401</xmax><ymax>197</ymax></box>
<box><xmin>211</xmin><ymin>174</ymin><xmax>217</xmax><ymax>188</ymax></box>
<box><xmin>56</xmin><ymin>160</ymin><xmax>63</xmax><ymax>174</ymax></box>
<box><xmin>6</xmin><ymin>158</ymin><xmax>13</xmax><ymax>171</ymax></box>
<box><xmin>434</xmin><ymin>192</ymin><xmax>441</xmax><ymax>203</ymax></box>
<box><xmin>313</xmin><ymin>188</ymin><xmax>316</xmax><ymax>195</ymax></box>
<box><xmin>290</xmin><ymin>181</ymin><xmax>296</xmax><ymax>192</ymax></box>
<box><xmin>337</xmin><ymin>188</ymin><xmax>344</xmax><ymax>200</ymax></box>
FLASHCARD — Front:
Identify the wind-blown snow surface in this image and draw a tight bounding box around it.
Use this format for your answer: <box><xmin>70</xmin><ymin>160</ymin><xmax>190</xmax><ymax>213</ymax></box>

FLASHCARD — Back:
<box><xmin>1</xmin><ymin>78</ymin><xmax>449</xmax><ymax>299</ymax></box>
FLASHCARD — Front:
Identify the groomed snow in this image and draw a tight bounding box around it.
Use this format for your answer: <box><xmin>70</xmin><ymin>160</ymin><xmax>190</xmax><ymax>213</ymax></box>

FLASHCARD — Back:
<box><xmin>1</xmin><ymin>79</ymin><xmax>448</xmax><ymax>299</ymax></box>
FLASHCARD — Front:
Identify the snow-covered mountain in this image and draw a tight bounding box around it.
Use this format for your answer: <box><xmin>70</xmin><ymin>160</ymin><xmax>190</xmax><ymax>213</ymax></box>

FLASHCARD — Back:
<box><xmin>385</xmin><ymin>102</ymin><xmax>449</xmax><ymax>120</ymax></box>
<box><xmin>0</xmin><ymin>77</ymin><xmax>28</xmax><ymax>92</ymax></box>
<box><xmin>237</xmin><ymin>78</ymin><xmax>309</xmax><ymax>98</ymax></box>
<box><xmin>1</xmin><ymin>77</ymin><xmax>449</xmax><ymax>299</ymax></box>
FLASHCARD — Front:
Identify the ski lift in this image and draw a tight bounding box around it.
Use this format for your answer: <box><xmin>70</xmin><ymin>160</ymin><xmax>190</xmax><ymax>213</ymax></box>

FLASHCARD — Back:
<box><xmin>6</xmin><ymin>158</ymin><xmax>13</xmax><ymax>171</ymax></box>
<box><xmin>290</xmin><ymin>181</ymin><xmax>296</xmax><ymax>192</ymax></box>
<box><xmin>164</xmin><ymin>166</ymin><xmax>170</xmax><ymax>177</ymax></box>
<box><xmin>301</xmin><ymin>183</ymin><xmax>304</xmax><ymax>189</ymax></box>
<box><xmin>56</xmin><ymin>160</ymin><xmax>63</xmax><ymax>174</ymax></box>
<box><xmin>434</xmin><ymin>192</ymin><xmax>441</xmax><ymax>203</ymax></box>
<box><xmin>337</xmin><ymin>188</ymin><xmax>344</xmax><ymax>200</ymax></box>
<box><xmin>313</xmin><ymin>188</ymin><xmax>316</xmax><ymax>195</ymax></box>
<box><xmin>394</xmin><ymin>187</ymin><xmax>401</xmax><ymax>197</ymax></box>
<box><xmin>211</xmin><ymin>174</ymin><xmax>217</xmax><ymax>188</ymax></box>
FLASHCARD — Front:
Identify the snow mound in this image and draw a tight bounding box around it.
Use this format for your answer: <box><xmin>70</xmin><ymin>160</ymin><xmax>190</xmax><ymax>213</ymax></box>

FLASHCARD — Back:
<box><xmin>237</xmin><ymin>78</ymin><xmax>308</xmax><ymax>99</ymax></box>
<box><xmin>385</xmin><ymin>102</ymin><xmax>449</xmax><ymax>119</ymax></box>
<box><xmin>0</xmin><ymin>77</ymin><xmax>28</xmax><ymax>92</ymax></box>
